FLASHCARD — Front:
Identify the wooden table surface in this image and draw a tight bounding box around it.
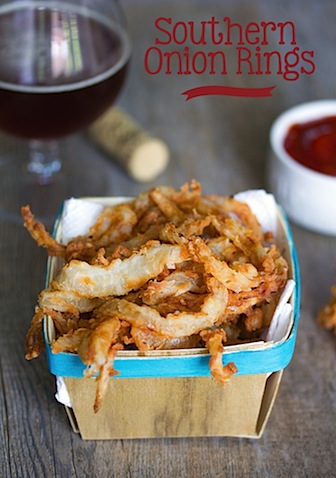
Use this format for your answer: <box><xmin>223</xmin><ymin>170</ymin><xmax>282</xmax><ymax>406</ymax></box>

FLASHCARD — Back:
<box><xmin>1</xmin><ymin>1</ymin><xmax>336</xmax><ymax>476</ymax></box>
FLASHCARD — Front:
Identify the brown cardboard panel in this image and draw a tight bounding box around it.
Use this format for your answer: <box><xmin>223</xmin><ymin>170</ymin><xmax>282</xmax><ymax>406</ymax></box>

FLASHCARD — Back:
<box><xmin>256</xmin><ymin>371</ymin><xmax>283</xmax><ymax>437</ymax></box>
<box><xmin>64</xmin><ymin>374</ymin><xmax>268</xmax><ymax>440</ymax></box>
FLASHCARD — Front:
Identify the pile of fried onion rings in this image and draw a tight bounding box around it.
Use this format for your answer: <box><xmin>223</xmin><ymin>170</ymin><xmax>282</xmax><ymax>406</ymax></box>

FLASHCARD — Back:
<box><xmin>22</xmin><ymin>181</ymin><xmax>288</xmax><ymax>412</ymax></box>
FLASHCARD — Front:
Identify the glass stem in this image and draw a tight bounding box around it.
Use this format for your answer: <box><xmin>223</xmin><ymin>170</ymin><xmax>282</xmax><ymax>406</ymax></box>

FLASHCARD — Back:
<box><xmin>27</xmin><ymin>139</ymin><xmax>62</xmax><ymax>184</ymax></box>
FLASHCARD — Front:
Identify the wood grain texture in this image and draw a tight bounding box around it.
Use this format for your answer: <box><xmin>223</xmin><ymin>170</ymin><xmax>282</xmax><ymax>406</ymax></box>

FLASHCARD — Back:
<box><xmin>1</xmin><ymin>0</ymin><xmax>336</xmax><ymax>476</ymax></box>
<box><xmin>64</xmin><ymin>374</ymin><xmax>268</xmax><ymax>440</ymax></box>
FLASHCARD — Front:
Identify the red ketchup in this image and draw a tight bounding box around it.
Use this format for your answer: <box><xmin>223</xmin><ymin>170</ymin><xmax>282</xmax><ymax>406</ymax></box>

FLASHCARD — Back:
<box><xmin>284</xmin><ymin>115</ymin><xmax>336</xmax><ymax>176</ymax></box>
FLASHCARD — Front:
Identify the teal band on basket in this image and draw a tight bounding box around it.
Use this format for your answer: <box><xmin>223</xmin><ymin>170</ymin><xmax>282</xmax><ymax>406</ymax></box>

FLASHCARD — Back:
<box><xmin>45</xmin><ymin>326</ymin><xmax>298</xmax><ymax>379</ymax></box>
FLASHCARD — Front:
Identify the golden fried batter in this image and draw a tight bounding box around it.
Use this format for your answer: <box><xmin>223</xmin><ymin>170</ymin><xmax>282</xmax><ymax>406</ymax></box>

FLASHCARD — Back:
<box><xmin>318</xmin><ymin>286</ymin><xmax>336</xmax><ymax>333</ymax></box>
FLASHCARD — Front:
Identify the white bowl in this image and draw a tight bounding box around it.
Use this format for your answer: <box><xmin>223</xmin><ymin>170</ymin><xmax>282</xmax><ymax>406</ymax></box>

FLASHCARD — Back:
<box><xmin>268</xmin><ymin>100</ymin><xmax>336</xmax><ymax>235</ymax></box>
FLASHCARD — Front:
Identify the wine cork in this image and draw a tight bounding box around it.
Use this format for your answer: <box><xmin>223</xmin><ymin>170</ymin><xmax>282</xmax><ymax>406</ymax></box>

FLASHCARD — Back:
<box><xmin>88</xmin><ymin>107</ymin><xmax>170</xmax><ymax>182</ymax></box>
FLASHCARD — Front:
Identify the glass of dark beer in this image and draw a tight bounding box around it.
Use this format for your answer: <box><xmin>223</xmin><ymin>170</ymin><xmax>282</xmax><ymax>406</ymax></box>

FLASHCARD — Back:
<box><xmin>0</xmin><ymin>0</ymin><xmax>131</xmax><ymax>223</ymax></box>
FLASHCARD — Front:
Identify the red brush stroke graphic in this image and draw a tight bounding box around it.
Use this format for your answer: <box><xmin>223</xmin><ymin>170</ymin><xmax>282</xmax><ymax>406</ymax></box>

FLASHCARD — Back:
<box><xmin>182</xmin><ymin>85</ymin><xmax>276</xmax><ymax>100</ymax></box>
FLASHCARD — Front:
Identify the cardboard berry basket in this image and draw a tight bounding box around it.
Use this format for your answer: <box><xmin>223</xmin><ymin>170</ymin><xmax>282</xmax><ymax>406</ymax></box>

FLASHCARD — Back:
<box><xmin>43</xmin><ymin>191</ymin><xmax>300</xmax><ymax>440</ymax></box>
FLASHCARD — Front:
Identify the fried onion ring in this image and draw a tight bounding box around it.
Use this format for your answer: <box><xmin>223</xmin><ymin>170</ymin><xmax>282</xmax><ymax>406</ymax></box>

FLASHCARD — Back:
<box><xmin>54</xmin><ymin>242</ymin><xmax>189</xmax><ymax>298</ymax></box>
<box><xmin>93</xmin><ymin>275</ymin><xmax>228</xmax><ymax>338</ymax></box>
